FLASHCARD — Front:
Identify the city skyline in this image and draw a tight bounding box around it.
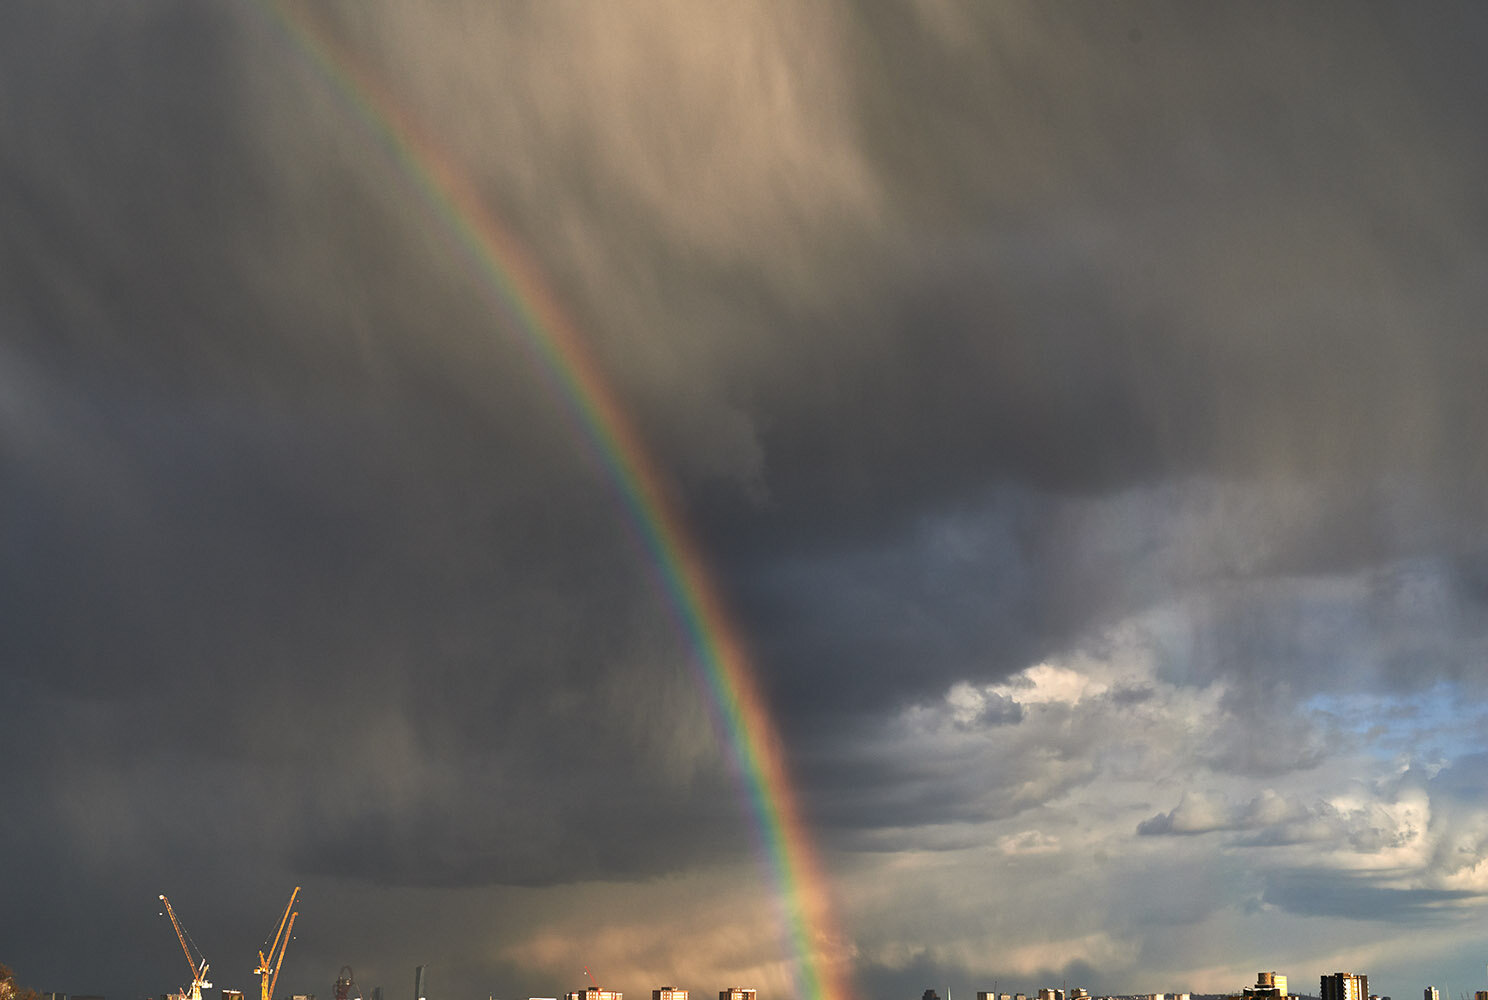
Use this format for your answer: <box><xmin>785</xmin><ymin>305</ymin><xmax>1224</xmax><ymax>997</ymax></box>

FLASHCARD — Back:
<box><xmin>17</xmin><ymin>969</ymin><xmax>1478</xmax><ymax>1000</ymax></box>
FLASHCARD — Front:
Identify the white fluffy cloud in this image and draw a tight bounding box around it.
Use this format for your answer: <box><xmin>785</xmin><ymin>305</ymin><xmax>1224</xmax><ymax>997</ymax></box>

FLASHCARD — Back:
<box><xmin>814</xmin><ymin>598</ymin><xmax>1488</xmax><ymax>994</ymax></box>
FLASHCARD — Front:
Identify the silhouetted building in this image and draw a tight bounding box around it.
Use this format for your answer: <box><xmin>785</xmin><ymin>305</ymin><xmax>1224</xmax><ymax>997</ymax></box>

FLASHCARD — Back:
<box><xmin>415</xmin><ymin>968</ymin><xmax>427</xmax><ymax>1000</ymax></box>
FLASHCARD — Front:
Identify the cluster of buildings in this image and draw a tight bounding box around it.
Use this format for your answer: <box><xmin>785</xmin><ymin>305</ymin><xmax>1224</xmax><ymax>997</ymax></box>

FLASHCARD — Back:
<box><xmin>933</xmin><ymin>972</ymin><xmax>1488</xmax><ymax>1000</ymax></box>
<box><xmin>952</xmin><ymin>985</ymin><xmax>1190</xmax><ymax>1000</ymax></box>
<box><xmin>557</xmin><ymin>987</ymin><xmax>756</xmax><ymax>1000</ymax></box>
<box><xmin>42</xmin><ymin>969</ymin><xmax>1488</xmax><ymax>1000</ymax></box>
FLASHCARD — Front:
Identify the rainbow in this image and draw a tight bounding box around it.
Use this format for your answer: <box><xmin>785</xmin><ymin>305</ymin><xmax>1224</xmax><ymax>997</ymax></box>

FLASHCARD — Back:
<box><xmin>262</xmin><ymin>7</ymin><xmax>850</xmax><ymax>1000</ymax></box>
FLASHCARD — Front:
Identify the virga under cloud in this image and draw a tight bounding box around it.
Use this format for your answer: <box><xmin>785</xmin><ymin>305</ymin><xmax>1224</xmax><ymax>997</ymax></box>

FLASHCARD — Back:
<box><xmin>4</xmin><ymin>3</ymin><xmax>1488</xmax><ymax>1000</ymax></box>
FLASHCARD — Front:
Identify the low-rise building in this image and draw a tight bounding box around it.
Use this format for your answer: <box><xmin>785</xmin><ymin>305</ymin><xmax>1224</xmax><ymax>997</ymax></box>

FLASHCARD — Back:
<box><xmin>566</xmin><ymin>989</ymin><xmax>620</xmax><ymax>1000</ymax></box>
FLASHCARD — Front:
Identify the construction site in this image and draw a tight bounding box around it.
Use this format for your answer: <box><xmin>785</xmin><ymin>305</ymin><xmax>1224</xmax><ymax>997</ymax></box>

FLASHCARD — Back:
<box><xmin>155</xmin><ymin>890</ymin><xmax>301</xmax><ymax>1000</ymax></box>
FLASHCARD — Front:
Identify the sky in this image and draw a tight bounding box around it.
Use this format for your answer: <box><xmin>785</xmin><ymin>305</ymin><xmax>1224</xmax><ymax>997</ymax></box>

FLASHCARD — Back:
<box><xmin>5</xmin><ymin>3</ymin><xmax>1488</xmax><ymax>1000</ymax></box>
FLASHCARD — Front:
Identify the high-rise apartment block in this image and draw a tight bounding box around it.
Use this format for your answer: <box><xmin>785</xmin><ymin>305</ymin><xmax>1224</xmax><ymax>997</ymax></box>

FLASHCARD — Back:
<box><xmin>566</xmin><ymin>990</ymin><xmax>620</xmax><ymax>1000</ymax></box>
<box><xmin>719</xmin><ymin>990</ymin><xmax>755</xmax><ymax>1000</ymax></box>
<box><xmin>1424</xmin><ymin>988</ymin><xmax>1439</xmax><ymax>1000</ymax></box>
<box><xmin>1322</xmin><ymin>973</ymin><xmax>1368</xmax><ymax>1000</ymax></box>
<box><xmin>653</xmin><ymin>989</ymin><xmax>686</xmax><ymax>1000</ymax></box>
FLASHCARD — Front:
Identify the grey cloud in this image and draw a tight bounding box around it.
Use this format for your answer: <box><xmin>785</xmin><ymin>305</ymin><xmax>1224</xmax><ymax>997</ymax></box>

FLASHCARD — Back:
<box><xmin>1261</xmin><ymin>870</ymin><xmax>1479</xmax><ymax>923</ymax></box>
<box><xmin>963</xmin><ymin>691</ymin><xmax>1023</xmax><ymax>728</ymax></box>
<box><xmin>1138</xmin><ymin>791</ymin><xmax>1312</xmax><ymax>838</ymax></box>
<box><xmin>1427</xmin><ymin>753</ymin><xmax>1488</xmax><ymax>800</ymax></box>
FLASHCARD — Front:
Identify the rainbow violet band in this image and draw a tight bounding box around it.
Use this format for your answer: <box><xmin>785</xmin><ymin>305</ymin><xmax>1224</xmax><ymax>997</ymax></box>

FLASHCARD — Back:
<box><xmin>264</xmin><ymin>7</ymin><xmax>850</xmax><ymax>1000</ymax></box>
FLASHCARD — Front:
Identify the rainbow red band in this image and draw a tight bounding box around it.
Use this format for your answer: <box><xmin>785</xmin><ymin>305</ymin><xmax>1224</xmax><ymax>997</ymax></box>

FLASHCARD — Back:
<box><xmin>264</xmin><ymin>6</ymin><xmax>849</xmax><ymax>1000</ymax></box>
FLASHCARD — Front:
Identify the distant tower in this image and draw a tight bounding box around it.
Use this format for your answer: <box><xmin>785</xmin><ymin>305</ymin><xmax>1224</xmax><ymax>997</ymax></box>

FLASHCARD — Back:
<box><xmin>653</xmin><ymin>989</ymin><xmax>687</xmax><ymax>1000</ymax></box>
<box><xmin>719</xmin><ymin>991</ymin><xmax>756</xmax><ymax>1000</ymax></box>
<box><xmin>1424</xmin><ymin>988</ymin><xmax>1439</xmax><ymax>1000</ymax></box>
<box><xmin>414</xmin><ymin>968</ymin><xmax>427</xmax><ymax>1000</ymax></box>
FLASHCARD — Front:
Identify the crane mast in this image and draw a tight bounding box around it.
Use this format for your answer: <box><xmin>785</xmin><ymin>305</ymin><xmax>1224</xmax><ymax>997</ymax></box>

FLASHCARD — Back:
<box><xmin>255</xmin><ymin>886</ymin><xmax>300</xmax><ymax>1000</ymax></box>
<box><xmin>158</xmin><ymin>894</ymin><xmax>212</xmax><ymax>1000</ymax></box>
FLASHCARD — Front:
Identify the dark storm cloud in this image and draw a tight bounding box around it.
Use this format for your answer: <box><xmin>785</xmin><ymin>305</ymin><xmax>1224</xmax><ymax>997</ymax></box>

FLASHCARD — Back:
<box><xmin>7</xmin><ymin>2</ymin><xmax>1488</xmax><ymax>998</ymax></box>
<box><xmin>683</xmin><ymin>1</ymin><xmax>1488</xmax><ymax>742</ymax></box>
<box><xmin>0</xmin><ymin>0</ymin><xmax>741</xmax><ymax>912</ymax></box>
<box><xmin>1261</xmin><ymin>871</ymin><xmax>1478</xmax><ymax>924</ymax></box>
<box><xmin>724</xmin><ymin>2</ymin><xmax>1488</xmax><ymax>515</ymax></box>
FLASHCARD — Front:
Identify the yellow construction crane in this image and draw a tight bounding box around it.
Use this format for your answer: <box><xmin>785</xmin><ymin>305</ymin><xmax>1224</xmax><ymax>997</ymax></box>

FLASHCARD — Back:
<box><xmin>158</xmin><ymin>894</ymin><xmax>213</xmax><ymax>1000</ymax></box>
<box><xmin>254</xmin><ymin>887</ymin><xmax>299</xmax><ymax>1000</ymax></box>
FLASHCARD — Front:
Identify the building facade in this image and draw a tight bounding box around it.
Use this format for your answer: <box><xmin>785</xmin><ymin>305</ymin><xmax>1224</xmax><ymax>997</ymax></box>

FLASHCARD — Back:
<box><xmin>1245</xmin><ymin>972</ymin><xmax>1288</xmax><ymax>1000</ymax></box>
<box><xmin>1321</xmin><ymin>973</ymin><xmax>1368</xmax><ymax>1000</ymax></box>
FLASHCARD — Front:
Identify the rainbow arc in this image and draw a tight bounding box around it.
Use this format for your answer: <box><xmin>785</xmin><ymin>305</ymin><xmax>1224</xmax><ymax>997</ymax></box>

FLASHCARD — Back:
<box><xmin>265</xmin><ymin>7</ymin><xmax>850</xmax><ymax>1000</ymax></box>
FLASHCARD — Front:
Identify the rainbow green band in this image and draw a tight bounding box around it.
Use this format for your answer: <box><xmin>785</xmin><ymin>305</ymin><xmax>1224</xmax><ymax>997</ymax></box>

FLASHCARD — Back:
<box><xmin>263</xmin><ymin>7</ymin><xmax>848</xmax><ymax>1000</ymax></box>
